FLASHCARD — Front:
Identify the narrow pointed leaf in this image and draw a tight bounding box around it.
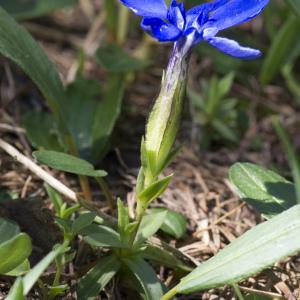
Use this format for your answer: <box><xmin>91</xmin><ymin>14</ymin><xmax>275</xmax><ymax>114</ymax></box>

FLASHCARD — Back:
<box><xmin>23</xmin><ymin>244</ymin><xmax>66</xmax><ymax>295</ymax></box>
<box><xmin>124</xmin><ymin>257</ymin><xmax>165</xmax><ymax>300</ymax></box>
<box><xmin>134</xmin><ymin>210</ymin><xmax>168</xmax><ymax>246</ymax></box>
<box><xmin>80</xmin><ymin>224</ymin><xmax>125</xmax><ymax>248</ymax></box>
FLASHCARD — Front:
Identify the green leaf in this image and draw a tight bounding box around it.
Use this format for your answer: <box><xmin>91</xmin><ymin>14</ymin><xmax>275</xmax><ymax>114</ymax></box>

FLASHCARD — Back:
<box><xmin>151</xmin><ymin>208</ymin><xmax>187</xmax><ymax>239</ymax></box>
<box><xmin>23</xmin><ymin>112</ymin><xmax>64</xmax><ymax>151</ymax></box>
<box><xmin>72</xmin><ymin>212</ymin><xmax>96</xmax><ymax>235</ymax></box>
<box><xmin>286</xmin><ymin>0</ymin><xmax>300</xmax><ymax>17</ymax></box>
<box><xmin>6</xmin><ymin>278</ymin><xmax>24</xmax><ymax>300</ymax></box>
<box><xmin>5</xmin><ymin>259</ymin><xmax>30</xmax><ymax>276</ymax></box>
<box><xmin>117</xmin><ymin>198</ymin><xmax>129</xmax><ymax>232</ymax></box>
<box><xmin>134</xmin><ymin>210</ymin><xmax>168</xmax><ymax>246</ymax></box>
<box><xmin>124</xmin><ymin>257</ymin><xmax>165</xmax><ymax>300</ymax></box>
<box><xmin>0</xmin><ymin>233</ymin><xmax>32</xmax><ymax>274</ymax></box>
<box><xmin>0</xmin><ymin>0</ymin><xmax>78</xmax><ymax>20</ymax></box>
<box><xmin>260</xmin><ymin>16</ymin><xmax>300</xmax><ymax>84</ymax></box>
<box><xmin>138</xmin><ymin>175</ymin><xmax>173</xmax><ymax>204</ymax></box>
<box><xmin>0</xmin><ymin>7</ymin><xmax>67</xmax><ymax>133</ymax></box>
<box><xmin>143</xmin><ymin>244</ymin><xmax>192</xmax><ymax>272</ymax></box>
<box><xmin>33</xmin><ymin>150</ymin><xmax>107</xmax><ymax>177</ymax></box>
<box><xmin>0</xmin><ymin>217</ymin><xmax>20</xmax><ymax>244</ymax></box>
<box><xmin>46</xmin><ymin>185</ymin><xmax>64</xmax><ymax>216</ymax></box>
<box><xmin>23</xmin><ymin>244</ymin><xmax>66</xmax><ymax>295</ymax></box>
<box><xmin>63</xmin><ymin>78</ymin><xmax>101</xmax><ymax>161</ymax></box>
<box><xmin>91</xmin><ymin>74</ymin><xmax>125</xmax><ymax>162</ymax></box>
<box><xmin>273</xmin><ymin>117</ymin><xmax>300</xmax><ymax>204</ymax></box>
<box><xmin>80</xmin><ymin>224</ymin><xmax>125</xmax><ymax>248</ymax></box>
<box><xmin>175</xmin><ymin>204</ymin><xmax>300</xmax><ymax>294</ymax></box>
<box><xmin>77</xmin><ymin>255</ymin><xmax>121</xmax><ymax>300</ymax></box>
<box><xmin>229</xmin><ymin>162</ymin><xmax>297</xmax><ymax>218</ymax></box>
<box><xmin>96</xmin><ymin>43</ymin><xmax>150</xmax><ymax>73</ymax></box>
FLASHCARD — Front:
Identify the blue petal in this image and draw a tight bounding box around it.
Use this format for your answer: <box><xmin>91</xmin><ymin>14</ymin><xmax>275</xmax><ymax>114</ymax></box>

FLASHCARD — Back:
<box><xmin>141</xmin><ymin>18</ymin><xmax>182</xmax><ymax>42</ymax></box>
<box><xmin>167</xmin><ymin>0</ymin><xmax>186</xmax><ymax>31</ymax></box>
<box><xmin>207</xmin><ymin>0</ymin><xmax>269</xmax><ymax>31</ymax></box>
<box><xmin>119</xmin><ymin>0</ymin><xmax>168</xmax><ymax>19</ymax></box>
<box><xmin>206</xmin><ymin>36</ymin><xmax>262</xmax><ymax>59</ymax></box>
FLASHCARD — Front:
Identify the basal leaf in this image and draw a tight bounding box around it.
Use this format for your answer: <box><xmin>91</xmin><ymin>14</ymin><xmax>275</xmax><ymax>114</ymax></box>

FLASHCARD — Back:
<box><xmin>286</xmin><ymin>0</ymin><xmax>300</xmax><ymax>18</ymax></box>
<box><xmin>77</xmin><ymin>255</ymin><xmax>121</xmax><ymax>300</ymax></box>
<box><xmin>229</xmin><ymin>162</ymin><xmax>297</xmax><ymax>218</ymax></box>
<box><xmin>5</xmin><ymin>259</ymin><xmax>30</xmax><ymax>276</ymax></box>
<box><xmin>0</xmin><ymin>7</ymin><xmax>67</xmax><ymax>133</ymax></box>
<box><xmin>33</xmin><ymin>150</ymin><xmax>107</xmax><ymax>177</ymax></box>
<box><xmin>23</xmin><ymin>111</ymin><xmax>65</xmax><ymax>151</ymax></box>
<box><xmin>175</xmin><ymin>204</ymin><xmax>300</xmax><ymax>294</ymax></box>
<box><xmin>91</xmin><ymin>74</ymin><xmax>125</xmax><ymax>162</ymax></box>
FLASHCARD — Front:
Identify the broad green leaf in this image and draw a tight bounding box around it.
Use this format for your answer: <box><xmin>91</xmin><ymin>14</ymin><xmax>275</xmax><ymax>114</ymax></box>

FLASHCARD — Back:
<box><xmin>33</xmin><ymin>150</ymin><xmax>107</xmax><ymax>177</ymax></box>
<box><xmin>0</xmin><ymin>233</ymin><xmax>32</xmax><ymax>274</ymax></box>
<box><xmin>134</xmin><ymin>210</ymin><xmax>168</xmax><ymax>246</ymax></box>
<box><xmin>80</xmin><ymin>224</ymin><xmax>125</xmax><ymax>248</ymax></box>
<box><xmin>72</xmin><ymin>212</ymin><xmax>96</xmax><ymax>235</ymax></box>
<box><xmin>0</xmin><ymin>217</ymin><xmax>20</xmax><ymax>244</ymax></box>
<box><xmin>77</xmin><ymin>255</ymin><xmax>121</xmax><ymax>300</ymax></box>
<box><xmin>138</xmin><ymin>175</ymin><xmax>173</xmax><ymax>204</ymax></box>
<box><xmin>6</xmin><ymin>278</ymin><xmax>24</xmax><ymax>300</ymax></box>
<box><xmin>0</xmin><ymin>7</ymin><xmax>67</xmax><ymax>133</ymax></box>
<box><xmin>124</xmin><ymin>257</ymin><xmax>165</xmax><ymax>300</ymax></box>
<box><xmin>96</xmin><ymin>43</ymin><xmax>150</xmax><ymax>73</ymax></box>
<box><xmin>151</xmin><ymin>208</ymin><xmax>187</xmax><ymax>239</ymax></box>
<box><xmin>273</xmin><ymin>118</ymin><xmax>300</xmax><ymax>204</ymax></box>
<box><xmin>174</xmin><ymin>204</ymin><xmax>300</xmax><ymax>294</ymax></box>
<box><xmin>229</xmin><ymin>162</ymin><xmax>297</xmax><ymax>218</ymax></box>
<box><xmin>23</xmin><ymin>244</ymin><xmax>66</xmax><ymax>295</ymax></box>
<box><xmin>63</xmin><ymin>78</ymin><xmax>101</xmax><ymax>161</ymax></box>
<box><xmin>260</xmin><ymin>16</ymin><xmax>300</xmax><ymax>85</ymax></box>
<box><xmin>23</xmin><ymin>112</ymin><xmax>64</xmax><ymax>151</ymax></box>
<box><xmin>0</xmin><ymin>0</ymin><xmax>78</xmax><ymax>20</ymax></box>
<box><xmin>91</xmin><ymin>74</ymin><xmax>125</xmax><ymax>162</ymax></box>
<box><xmin>5</xmin><ymin>259</ymin><xmax>30</xmax><ymax>276</ymax></box>
<box><xmin>286</xmin><ymin>0</ymin><xmax>300</xmax><ymax>17</ymax></box>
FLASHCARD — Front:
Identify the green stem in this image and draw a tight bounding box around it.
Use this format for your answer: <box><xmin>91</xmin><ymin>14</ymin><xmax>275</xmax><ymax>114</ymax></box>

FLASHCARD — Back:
<box><xmin>233</xmin><ymin>284</ymin><xmax>245</xmax><ymax>300</ymax></box>
<box><xmin>160</xmin><ymin>286</ymin><xmax>178</xmax><ymax>300</ymax></box>
<box><xmin>117</xmin><ymin>4</ymin><xmax>130</xmax><ymax>45</ymax></box>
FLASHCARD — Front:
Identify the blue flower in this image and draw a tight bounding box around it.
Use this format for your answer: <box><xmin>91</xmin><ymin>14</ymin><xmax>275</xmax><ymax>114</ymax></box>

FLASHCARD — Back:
<box><xmin>119</xmin><ymin>0</ymin><xmax>269</xmax><ymax>59</ymax></box>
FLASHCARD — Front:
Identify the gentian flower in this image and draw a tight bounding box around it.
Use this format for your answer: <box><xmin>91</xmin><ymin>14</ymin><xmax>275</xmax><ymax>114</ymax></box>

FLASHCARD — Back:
<box><xmin>120</xmin><ymin>0</ymin><xmax>269</xmax><ymax>59</ymax></box>
<box><xmin>122</xmin><ymin>0</ymin><xmax>269</xmax><ymax>198</ymax></box>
